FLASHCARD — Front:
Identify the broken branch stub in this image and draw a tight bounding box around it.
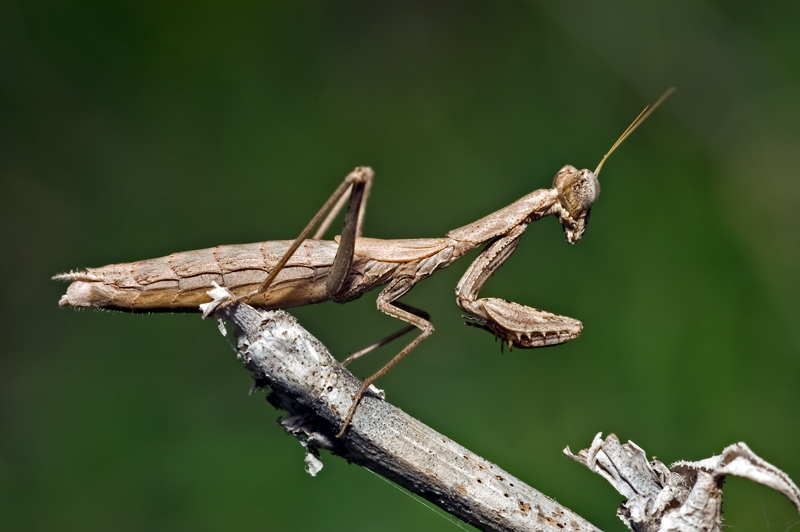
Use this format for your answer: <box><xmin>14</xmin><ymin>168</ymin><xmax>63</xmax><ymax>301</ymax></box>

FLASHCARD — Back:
<box><xmin>564</xmin><ymin>433</ymin><xmax>800</xmax><ymax>532</ymax></box>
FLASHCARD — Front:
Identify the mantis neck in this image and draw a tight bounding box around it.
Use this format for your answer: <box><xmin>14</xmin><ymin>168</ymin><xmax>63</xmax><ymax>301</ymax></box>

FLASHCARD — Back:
<box><xmin>445</xmin><ymin>187</ymin><xmax>559</xmax><ymax>247</ymax></box>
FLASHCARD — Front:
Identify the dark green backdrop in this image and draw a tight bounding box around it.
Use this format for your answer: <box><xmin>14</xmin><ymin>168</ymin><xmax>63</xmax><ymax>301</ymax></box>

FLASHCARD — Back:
<box><xmin>3</xmin><ymin>1</ymin><xmax>799</xmax><ymax>531</ymax></box>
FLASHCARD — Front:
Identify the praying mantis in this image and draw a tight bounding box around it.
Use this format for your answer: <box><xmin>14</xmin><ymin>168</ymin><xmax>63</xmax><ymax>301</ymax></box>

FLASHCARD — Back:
<box><xmin>54</xmin><ymin>89</ymin><xmax>673</xmax><ymax>436</ymax></box>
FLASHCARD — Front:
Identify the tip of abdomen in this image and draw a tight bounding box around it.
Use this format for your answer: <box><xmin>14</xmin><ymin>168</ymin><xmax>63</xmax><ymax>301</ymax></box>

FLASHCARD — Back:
<box><xmin>56</xmin><ymin>280</ymin><xmax>112</xmax><ymax>309</ymax></box>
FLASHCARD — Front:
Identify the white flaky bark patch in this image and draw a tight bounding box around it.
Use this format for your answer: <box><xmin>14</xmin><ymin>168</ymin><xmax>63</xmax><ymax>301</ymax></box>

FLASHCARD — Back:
<box><xmin>204</xmin><ymin>295</ymin><xmax>602</xmax><ymax>532</ymax></box>
<box><xmin>564</xmin><ymin>433</ymin><xmax>800</xmax><ymax>532</ymax></box>
<box><xmin>200</xmin><ymin>282</ymin><xmax>234</xmax><ymax>318</ymax></box>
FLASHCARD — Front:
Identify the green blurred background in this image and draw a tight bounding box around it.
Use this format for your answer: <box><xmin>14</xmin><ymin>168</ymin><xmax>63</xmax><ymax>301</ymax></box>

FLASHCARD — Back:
<box><xmin>2</xmin><ymin>1</ymin><xmax>799</xmax><ymax>530</ymax></box>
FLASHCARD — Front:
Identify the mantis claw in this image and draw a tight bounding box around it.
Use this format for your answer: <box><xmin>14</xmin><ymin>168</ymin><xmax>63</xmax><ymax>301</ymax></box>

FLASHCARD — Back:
<box><xmin>463</xmin><ymin>298</ymin><xmax>582</xmax><ymax>349</ymax></box>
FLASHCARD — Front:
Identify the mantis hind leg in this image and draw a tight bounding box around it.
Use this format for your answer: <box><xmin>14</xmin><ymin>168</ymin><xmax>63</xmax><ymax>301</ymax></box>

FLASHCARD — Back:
<box><xmin>253</xmin><ymin>167</ymin><xmax>374</xmax><ymax>299</ymax></box>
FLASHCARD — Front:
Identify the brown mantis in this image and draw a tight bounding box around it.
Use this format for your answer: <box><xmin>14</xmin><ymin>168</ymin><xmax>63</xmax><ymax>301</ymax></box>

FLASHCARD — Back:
<box><xmin>54</xmin><ymin>89</ymin><xmax>673</xmax><ymax>436</ymax></box>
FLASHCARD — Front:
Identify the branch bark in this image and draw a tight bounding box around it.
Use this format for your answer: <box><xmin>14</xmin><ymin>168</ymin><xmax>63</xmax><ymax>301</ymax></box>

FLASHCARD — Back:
<box><xmin>206</xmin><ymin>297</ymin><xmax>602</xmax><ymax>532</ymax></box>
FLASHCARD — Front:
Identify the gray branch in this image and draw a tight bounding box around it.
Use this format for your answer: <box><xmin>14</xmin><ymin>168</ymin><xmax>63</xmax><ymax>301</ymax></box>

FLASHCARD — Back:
<box><xmin>207</xmin><ymin>297</ymin><xmax>602</xmax><ymax>532</ymax></box>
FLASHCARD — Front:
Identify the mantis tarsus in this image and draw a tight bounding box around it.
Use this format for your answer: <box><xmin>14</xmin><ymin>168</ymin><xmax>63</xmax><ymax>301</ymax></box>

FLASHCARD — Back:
<box><xmin>54</xmin><ymin>89</ymin><xmax>673</xmax><ymax>436</ymax></box>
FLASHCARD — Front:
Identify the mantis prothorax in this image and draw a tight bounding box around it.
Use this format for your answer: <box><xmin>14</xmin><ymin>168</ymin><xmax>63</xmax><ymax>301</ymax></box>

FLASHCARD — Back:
<box><xmin>54</xmin><ymin>89</ymin><xmax>673</xmax><ymax>436</ymax></box>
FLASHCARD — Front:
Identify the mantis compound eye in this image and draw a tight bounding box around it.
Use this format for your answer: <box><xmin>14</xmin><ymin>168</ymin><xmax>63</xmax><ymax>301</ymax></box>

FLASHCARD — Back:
<box><xmin>571</xmin><ymin>168</ymin><xmax>600</xmax><ymax>212</ymax></box>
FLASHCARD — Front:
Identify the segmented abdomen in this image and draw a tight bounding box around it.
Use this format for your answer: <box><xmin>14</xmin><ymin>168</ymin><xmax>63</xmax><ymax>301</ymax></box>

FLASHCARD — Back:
<box><xmin>55</xmin><ymin>240</ymin><xmax>340</xmax><ymax>312</ymax></box>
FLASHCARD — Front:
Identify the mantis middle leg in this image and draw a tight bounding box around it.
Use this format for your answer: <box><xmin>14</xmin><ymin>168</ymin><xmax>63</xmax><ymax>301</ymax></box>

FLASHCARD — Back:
<box><xmin>336</xmin><ymin>276</ymin><xmax>434</xmax><ymax>437</ymax></box>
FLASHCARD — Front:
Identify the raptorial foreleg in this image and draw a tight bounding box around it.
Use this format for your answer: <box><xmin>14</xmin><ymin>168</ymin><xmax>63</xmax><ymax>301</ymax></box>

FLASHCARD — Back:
<box><xmin>455</xmin><ymin>226</ymin><xmax>583</xmax><ymax>349</ymax></box>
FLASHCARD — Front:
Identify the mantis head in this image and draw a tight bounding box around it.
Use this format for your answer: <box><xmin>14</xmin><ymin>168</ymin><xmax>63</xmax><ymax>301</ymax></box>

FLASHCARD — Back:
<box><xmin>554</xmin><ymin>87</ymin><xmax>675</xmax><ymax>245</ymax></box>
<box><xmin>553</xmin><ymin>165</ymin><xmax>600</xmax><ymax>244</ymax></box>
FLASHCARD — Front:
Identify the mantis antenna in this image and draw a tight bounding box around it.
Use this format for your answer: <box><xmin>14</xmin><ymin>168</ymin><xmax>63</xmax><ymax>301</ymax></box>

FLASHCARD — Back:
<box><xmin>594</xmin><ymin>87</ymin><xmax>676</xmax><ymax>176</ymax></box>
